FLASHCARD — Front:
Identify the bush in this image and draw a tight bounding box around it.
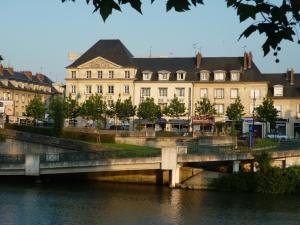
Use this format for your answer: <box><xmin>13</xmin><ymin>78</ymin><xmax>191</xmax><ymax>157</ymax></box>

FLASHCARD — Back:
<box><xmin>156</xmin><ymin>131</ymin><xmax>182</xmax><ymax>137</ymax></box>
<box><xmin>0</xmin><ymin>133</ymin><xmax>6</xmax><ymax>142</ymax></box>
<box><xmin>4</xmin><ymin>123</ymin><xmax>54</xmax><ymax>136</ymax></box>
<box><xmin>215</xmin><ymin>167</ymin><xmax>300</xmax><ymax>194</ymax></box>
<box><xmin>62</xmin><ymin>131</ymin><xmax>115</xmax><ymax>143</ymax></box>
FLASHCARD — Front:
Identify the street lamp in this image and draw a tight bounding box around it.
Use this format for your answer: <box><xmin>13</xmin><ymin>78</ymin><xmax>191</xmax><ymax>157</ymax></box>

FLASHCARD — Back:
<box><xmin>250</xmin><ymin>89</ymin><xmax>256</xmax><ymax>148</ymax></box>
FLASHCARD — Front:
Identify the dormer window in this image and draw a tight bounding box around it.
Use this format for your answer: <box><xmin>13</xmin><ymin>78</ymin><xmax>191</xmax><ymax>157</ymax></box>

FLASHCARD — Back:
<box><xmin>214</xmin><ymin>70</ymin><xmax>226</xmax><ymax>81</ymax></box>
<box><xmin>142</xmin><ymin>70</ymin><xmax>152</xmax><ymax>80</ymax></box>
<box><xmin>176</xmin><ymin>70</ymin><xmax>186</xmax><ymax>80</ymax></box>
<box><xmin>200</xmin><ymin>71</ymin><xmax>210</xmax><ymax>81</ymax></box>
<box><xmin>274</xmin><ymin>85</ymin><xmax>283</xmax><ymax>97</ymax></box>
<box><xmin>230</xmin><ymin>70</ymin><xmax>240</xmax><ymax>81</ymax></box>
<box><xmin>158</xmin><ymin>70</ymin><xmax>170</xmax><ymax>81</ymax></box>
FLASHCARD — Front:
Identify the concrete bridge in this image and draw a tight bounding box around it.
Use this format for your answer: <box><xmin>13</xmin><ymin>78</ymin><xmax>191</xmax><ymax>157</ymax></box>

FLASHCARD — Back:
<box><xmin>1</xmin><ymin>144</ymin><xmax>300</xmax><ymax>187</ymax></box>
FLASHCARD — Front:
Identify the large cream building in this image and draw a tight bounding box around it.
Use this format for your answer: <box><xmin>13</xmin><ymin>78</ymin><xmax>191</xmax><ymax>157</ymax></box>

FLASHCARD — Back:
<box><xmin>0</xmin><ymin>64</ymin><xmax>59</xmax><ymax>123</ymax></box>
<box><xmin>65</xmin><ymin>39</ymin><xmax>300</xmax><ymax>138</ymax></box>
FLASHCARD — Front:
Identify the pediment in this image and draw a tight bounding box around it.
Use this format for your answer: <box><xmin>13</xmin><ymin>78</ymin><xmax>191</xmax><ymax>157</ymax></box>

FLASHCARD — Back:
<box><xmin>78</xmin><ymin>57</ymin><xmax>122</xmax><ymax>69</ymax></box>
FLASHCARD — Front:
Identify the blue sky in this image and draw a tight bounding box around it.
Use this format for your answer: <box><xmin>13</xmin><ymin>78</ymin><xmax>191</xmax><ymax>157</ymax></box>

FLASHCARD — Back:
<box><xmin>1</xmin><ymin>0</ymin><xmax>300</xmax><ymax>82</ymax></box>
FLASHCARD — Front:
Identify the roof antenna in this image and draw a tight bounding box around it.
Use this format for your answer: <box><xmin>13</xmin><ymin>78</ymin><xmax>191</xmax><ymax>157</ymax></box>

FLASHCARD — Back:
<box><xmin>149</xmin><ymin>46</ymin><xmax>152</xmax><ymax>58</ymax></box>
<box><xmin>192</xmin><ymin>42</ymin><xmax>198</xmax><ymax>54</ymax></box>
<box><xmin>243</xmin><ymin>45</ymin><xmax>247</xmax><ymax>52</ymax></box>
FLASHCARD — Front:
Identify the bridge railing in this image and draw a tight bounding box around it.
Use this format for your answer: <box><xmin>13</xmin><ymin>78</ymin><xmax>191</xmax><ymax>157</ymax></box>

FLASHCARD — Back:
<box><xmin>40</xmin><ymin>149</ymin><xmax>161</xmax><ymax>163</ymax></box>
<box><xmin>0</xmin><ymin>154</ymin><xmax>25</xmax><ymax>164</ymax></box>
<box><xmin>185</xmin><ymin>143</ymin><xmax>235</xmax><ymax>156</ymax></box>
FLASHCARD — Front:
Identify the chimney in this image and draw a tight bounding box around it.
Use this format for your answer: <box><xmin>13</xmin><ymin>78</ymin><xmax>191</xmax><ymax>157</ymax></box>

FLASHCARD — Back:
<box><xmin>7</xmin><ymin>67</ymin><xmax>14</xmax><ymax>75</ymax></box>
<box><xmin>247</xmin><ymin>51</ymin><xmax>252</xmax><ymax>69</ymax></box>
<box><xmin>196</xmin><ymin>52</ymin><xmax>202</xmax><ymax>69</ymax></box>
<box><xmin>290</xmin><ymin>68</ymin><xmax>295</xmax><ymax>85</ymax></box>
<box><xmin>243</xmin><ymin>52</ymin><xmax>248</xmax><ymax>70</ymax></box>
<box><xmin>0</xmin><ymin>64</ymin><xmax>3</xmax><ymax>76</ymax></box>
<box><xmin>24</xmin><ymin>71</ymin><xmax>33</xmax><ymax>80</ymax></box>
<box><xmin>36</xmin><ymin>73</ymin><xmax>45</xmax><ymax>81</ymax></box>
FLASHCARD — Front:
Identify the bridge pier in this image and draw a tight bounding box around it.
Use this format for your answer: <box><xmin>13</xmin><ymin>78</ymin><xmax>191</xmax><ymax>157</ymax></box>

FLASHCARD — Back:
<box><xmin>233</xmin><ymin>160</ymin><xmax>240</xmax><ymax>173</ymax></box>
<box><xmin>161</xmin><ymin>147</ymin><xmax>180</xmax><ymax>188</ymax></box>
<box><xmin>25</xmin><ymin>154</ymin><xmax>40</xmax><ymax>176</ymax></box>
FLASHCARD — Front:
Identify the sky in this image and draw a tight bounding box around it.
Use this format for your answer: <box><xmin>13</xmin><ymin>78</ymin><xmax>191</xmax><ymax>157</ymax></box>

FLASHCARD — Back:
<box><xmin>0</xmin><ymin>0</ymin><xmax>300</xmax><ymax>83</ymax></box>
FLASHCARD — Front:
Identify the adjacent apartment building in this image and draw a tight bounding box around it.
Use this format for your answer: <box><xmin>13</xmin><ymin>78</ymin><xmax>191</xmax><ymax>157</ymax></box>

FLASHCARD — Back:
<box><xmin>0</xmin><ymin>64</ymin><xmax>59</xmax><ymax>123</ymax></box>
<box><xmin>65</xmin><ymin>39</ymin><xmax>300</xmax><ymax>138</ymax></box>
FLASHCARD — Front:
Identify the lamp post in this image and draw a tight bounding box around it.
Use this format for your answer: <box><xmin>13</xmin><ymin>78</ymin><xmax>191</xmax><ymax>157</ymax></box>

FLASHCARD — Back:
<box><xmin>250</xmin><ymin>89</ymin><xmax>256</xmax><ymax>148</ymax></box>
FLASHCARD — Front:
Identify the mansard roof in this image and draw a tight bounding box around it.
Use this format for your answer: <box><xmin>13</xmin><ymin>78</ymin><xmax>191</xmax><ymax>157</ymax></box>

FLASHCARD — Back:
<box><xmin>67</xmin><ymin>39</ymin><xmax>134</xmax><ymax>68</ymax></box>
<box><xmin>263</xmin><ymin>73</ymin><xmax>300</xmax><ymax>98</ymax></box>
<box><xmin>0</xmin><ymin>68</ymin><xmax>53</xmax><ymax>85</ymax></box>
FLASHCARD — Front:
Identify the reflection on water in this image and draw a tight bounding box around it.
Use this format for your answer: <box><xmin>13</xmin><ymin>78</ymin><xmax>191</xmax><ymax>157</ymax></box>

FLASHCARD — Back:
<box><xmin>0</xmin><ymin>181</ymin><xmax>299</xmax><ymax>225</ymax></box>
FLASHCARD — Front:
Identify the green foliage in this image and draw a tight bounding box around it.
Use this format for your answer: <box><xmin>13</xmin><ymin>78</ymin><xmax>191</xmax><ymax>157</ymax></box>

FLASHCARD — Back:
<box><xmin>254</xmin><ymin>138</ymin><xmax>278</xmax><ymax>148</ymax></box>
<box><xmin>65</xmin><ymin>96</ymin><xmax>80</xmax><ymax>119</ymax></box>
<box><xmin>0</xmin><ymin>55</ymin><xmax>3</xmax><ymax>62</ymax></box>
<box><xmin>80</xmin><ymin>94</ymin><xmax>107</xmax><ymax>121</ymax></box>
<box><xmin>4</xmin><ymin>123</ymin><xmax>54</xmax><ymax>136</ymax></box>
<box><xmin>215</xmin><ymin>167</ymin><xmax>300</xmax><ymax>194</ymax></box>
<box><xmin>254</xmin><ymin>151</ymin><xmax>272</xmax><ymax>173</ymax></box>
<box><xmin>115</xmin><ymin>97</ymin><xmax>136</xmax><ymax>121</ymax></box>
<box><xmin>0</xmin><ymin>133</ymin><xmax>6</xmax><ymax>142</ymax></box>
<box><xmin>62</xmin><ymin>0</ymin><xmax>300</xmax><ymax>56</ymax></box>
<box><xmin>164</xmin><ymin>95</ymin><xmax>186</xmax><ymax>118</ymax></box>
<box><xmin>226</xmin><ymin>97</ymin><xmax>244</xmax><ymax>121</ymax></box>
<box><xmin>137</xmin><ymin>98</ymin><xmax>161</xmax><ymax>122</ymax></box>
<box><xmin>62</xmin><ymin>130</ymin><xmax>115</xmax><ymax>143</ymax></box>
<box><xmin>256</xmin><ymin>96</ymin><xmax>278</xmax><ymax>132</ymax></box>
<box><xmin>25</xmin><ymin>95</ymin><xmax>46</xmax><ymax>123</ymax></box>
<box><xmin>194</xmin><ymin>97</ymin><xmax>216</xmax><ymax>116</ymax></box>
<box><xmin>49</xmin><ymin>96</ymin><xmax>66</xmax><ymax>137</ymax></box>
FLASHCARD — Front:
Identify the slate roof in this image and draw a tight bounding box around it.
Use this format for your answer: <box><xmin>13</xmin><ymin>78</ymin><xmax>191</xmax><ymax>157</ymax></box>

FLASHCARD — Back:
<box><xmin>67</xmin><ymin>39</ymin><xmax>134</xmax><ymax>68</ymax></box>
<box><xmin>263</xmin><ymin>73</ymin><xmax>300</xmax><ymax>98</ymax></box>
<box><xmin>0</xmin><ymin>69</ymin><xmax>53</xmax><ymax>85</ymax></box>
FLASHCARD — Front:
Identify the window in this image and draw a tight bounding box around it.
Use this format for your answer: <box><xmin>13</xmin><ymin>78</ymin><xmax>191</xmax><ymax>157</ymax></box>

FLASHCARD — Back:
<box><xmin>159</xmin><ymin>73</ymin><xmax>168</xmax><ymax>80</ymax></box>
<box><xmin>200</xmin><ymin>88</ymin><xmax>208</xmax><ymax>98</ymax></box>
<box><xmin>176</xmin><ymin>88</ymin><xmax>185</xmax><ymax>97</ymax></box>
<box><xmin>159</xmin><ymin>88</ymin><xmax>168</xmax><ymax>97</ymax></box>
<box><xmin>71</xmin><ymin>85</ymin><xmax>76</xmax><ymax>94</ymax></box>
<box><xmin>275</xmin><ymin>105</ymin><xmax>282</xmax><ymax>117</ymax></box>
<box><xmin>215</xmin><ymin>104</ymin><xmax>224</xmax><ymax>115</ymax></box>
<box><xmin>214</xmin><ymin>88</ymin><xmax>224</xmax><ymax>99</ymax></box>
<box><xmin>71</xmin><ymin>71</ymin><xmax>76</xmax><ymax>79</ymax></box>
<box><xmin>200</xmin><ymin>72</ymin><xmax>209</xmax><ymax>81</ymax></box>
<box><xmin>15</xmin><ymin>94</ymin><xmax>19</xmax><ymax>101</ymax></box>
<box><xmin>86</xmin><ymin>71</ymin><xmax>91</xmax><ymax>79</ymax></box>
<box><xmin>159</xmin><ymin>103</ymin><xmax>167</xmax><ymax>110</ymax></box>
<box><xmin>214</xmin><ymin>72</ymin><xmax>225</xmax><ymax>81</ymax></box>
<box><xmin>124</xmin><ymin>85</ymin><xmax>130</xmax><ymax>94</ymax></box>
<box><xmin>125</xmin><ymin>71</ymin><xmax>130</xmax><ymax>79</ymax></box>
<box><xmin>98</xmin><ymin>71</ymin><xmax>103</xmax><ymax>79</ymax></box>
<box><xmin>85</xmin><ymin>85</ymin><xmax>92</xmax><ymax>94</ymax></box>
<box><xmin>230</xmin><ymin>88</ymin><xmax>239</xmax><ymax>98</ymax></box>
<box><xmin>141</xmin><ymin>88</ymin><xmax>150</xmax><ymax>97</ymax></box>
<box><xmin>109</xmin><ymin>71</ymin><xmax>114</xmax><ymax>79</ymax></box>
<box><xmin>250</xmin><ymin>89</ymin><xmax>260</xmax><ymax>99</ymax></box>
<box><xmin>108</xmin><ymin>100</ymin><xmax>114</xmax><ymax>107</ymax></box>
<box><xmin>108</xmin><ymin>85</ymin><xmax>114</xmax><ymax>94</ymax></box>
<box><xmin>143</xmin><ymin>72</ymin><xmax>152</xmax><ymax>80</ymax></box>
<box><xmin>231</xmin><ymin>72</ymin><xmax>240</xmax><ymax>81</ymax></box>
<box><xmin>97</xmin><ymin>85</ymin><xmax>103</xmax><ymax>94</ymax></box>
<box><xmin>177</xmin><ymin>71</ymin><xmax>185</xmax><ymax>80</ymax></box>
<box><xmin>21</xmin><ymin>95</ymin><xmax>25</xmax><ymax>103</ymax></box>
<box><xmin>274</xmin><ymin>85</ymin><xmax>283</xmax><ymax>97</ymax></box>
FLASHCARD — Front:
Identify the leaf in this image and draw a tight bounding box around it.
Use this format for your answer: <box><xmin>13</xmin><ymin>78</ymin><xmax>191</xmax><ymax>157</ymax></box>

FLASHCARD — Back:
<box><xmin>166</xmin><ymin>0</ymin><xmax>190</xmax><ymax>12</ymax></box>
<box><xmin>239</xmin><ymin>24</ymin><xmax>257</xmax><ymax>40</ymax></box>
<box><xmin>237</xmin><ymin>3</ymin><xmax>257</xmax><ymax>22</ymax></box>
<box><xmin>119</xmin><ymin>0</ymin><xmax>142</xmax><ymax>14</ymax></box>
<box><xmin>98</xmin><ymin>0</ymin><xmax>122</xmax><ymax>21</ymax></box>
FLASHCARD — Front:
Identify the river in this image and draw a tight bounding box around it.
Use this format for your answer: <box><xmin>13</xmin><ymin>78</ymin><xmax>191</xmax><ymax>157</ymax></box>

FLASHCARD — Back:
<box><xmin>0</xmin><ymin>181</ymin><xmax>299</xmax><ymax>225</ymax></box>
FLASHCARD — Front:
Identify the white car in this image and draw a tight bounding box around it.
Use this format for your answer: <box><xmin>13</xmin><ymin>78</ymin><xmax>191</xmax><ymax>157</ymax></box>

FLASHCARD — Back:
<box><xmin>266</xmin><ymin>133</ymin><xmax>288</xmax><ymax>140</ymax></box>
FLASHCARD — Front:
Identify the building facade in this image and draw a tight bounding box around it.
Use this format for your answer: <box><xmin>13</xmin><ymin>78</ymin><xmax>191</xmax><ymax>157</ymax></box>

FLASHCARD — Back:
<box><xmin>65</xmin><ymin>39</ymin><xmax>300</xmax><ymax>138</ymax></box>
<box><xmin>0</xmin><ymin>64</ymin><xmax>58</xmax><ymax>123</ymax></box>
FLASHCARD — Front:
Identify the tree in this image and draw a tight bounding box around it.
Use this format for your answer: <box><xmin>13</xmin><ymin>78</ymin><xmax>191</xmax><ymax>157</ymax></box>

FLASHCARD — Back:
<box><xmin>25</xmin><ymin>95</ymin><xmax>46</xmax><ymax>125</ymax></box>
<box><xmin>195</xmin><ymin>97</ymin><xmax>216</xmax><ymax>117</ymax></box>
<box><xmin>256</xmin><ymin>96</ymin><xmax>278</xmax><ymax>133</ymax></box>
<box><xmin>65</xmin><ymin>95</ymin><xmax>80</xmax><ymax>120</ymax></box>
<box><xmin>137</xmin><ymin>98</ymin><xmax>161</xmax><ymax>128</ymax></box>
<box><xmin>0</xmin><ymin>55</ymin><xmax>3</xmax><ymax>63</ymax></box>
<box><xmin>49</xmin><ymin>96</ymin><xmax>66</xmax><ymax>137</ymax></box>
<box><xmin>164</xmin><ymin>95</ymin><xmax>186</xmax><ymax>131</ymax></box>
<box><xmin>80</xmin><ymin>94</ymin><xmax>107</xmax><ymax>122</ymax></box>
<box><xmin>115</xmin><ymin>97</ymin><xmax>136</xmax><ymax>123</ymax></box>
<box><xmin>62</xmin><ymin>0</ymin><xmax>300</xmax><ymax>57</ymax></box>
<box><xmin>226</xmin><ymin>97</ymin><xmax>245</xmax><ymax>148</ymax></box>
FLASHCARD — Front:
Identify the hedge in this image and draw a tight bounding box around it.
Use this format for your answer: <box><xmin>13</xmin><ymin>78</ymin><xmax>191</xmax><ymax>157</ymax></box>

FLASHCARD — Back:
<box><xmin>62</xmin><ymin>131</ymin><xmax>115</xmax><ymax>144</ymax></box>
<box><xmin>4</xmin><ymin>123</ymin><xmax>54</xmax><ymax>136</ymax></box>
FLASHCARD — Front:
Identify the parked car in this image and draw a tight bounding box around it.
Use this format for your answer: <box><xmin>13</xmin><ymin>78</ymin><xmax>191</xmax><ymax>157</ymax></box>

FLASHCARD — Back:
<box><xmin>109</xmin><ymin>125</ymin><xmax>129</xmax><ymax>130</ymax></box>
<box><xmin>266</xmin><ymin>133</ymin><xmax>288</xmax><ymax>140</ymax></box>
